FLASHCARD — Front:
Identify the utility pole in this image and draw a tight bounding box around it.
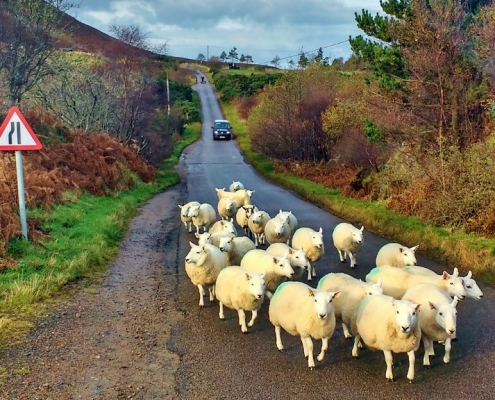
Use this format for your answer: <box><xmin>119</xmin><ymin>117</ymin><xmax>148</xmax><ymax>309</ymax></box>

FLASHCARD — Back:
<box><xmin>166</xmin><ymin>72</ymin><xmax>170</xmax><ymax>116</ymax></box>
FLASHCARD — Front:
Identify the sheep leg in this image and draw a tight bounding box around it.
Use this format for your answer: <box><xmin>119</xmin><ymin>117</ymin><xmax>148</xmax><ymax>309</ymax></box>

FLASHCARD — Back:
<box><xmin>349</xmin><ymin>252</ymin><xmax>357</xmax><ymax>268</ymax></box>
<box><xmin>197</xmin><ymin>285</ymin><xmax>205</xmax><ymax>307</ymax></box>
<box><xmin>338</xmin><ymin>249</ymin><xmax>346</xmax><ymax>263</ymax></box>
<box><xmin>301</xmin><ymin>336</ymin><xmax>309</xmax><ymax>357</ymax></box>
<box><xmin>303</xmin><ymin>337</ymin><xmax>315</xmax><ymax>369</ymax></box>
<box><xmin>265</xmin><ymin>290</ymin><xmax>273</xmax><ymax>300</ymax></box>
<box><xmin>208</xmin><ymin>287</ymin><xmax>215</xmax><ymax>302</ymax></box>
<box><xmin>342</xmin><ymin>322</ymin><xmax>352</xmax><ymax>339</ymax></box>
<box><xmin>422</xmin><ymin>337</ymin><xmax>431</xmax><ymax>368</ymax></box>
<box><xmin>275</xmin><ymin>326</ymin><xmax>284</xmax><ymax>351</ymax></box>
<box><xmin>406</xmin><ymin>350</ymin><xmax>416</xmax><ymax>382</ymax></box>
<box><xmin>383</xmin><ymin>350</ymin><xmax>394</xmax><ymax>382</ymax></box>
<box><xmin>306</xmin><ymin>262</ymin><xmax>312</xmax><ymax>281</ymax></box>
<box><xmin>219</xmin><ymin>302</ymin><xmax>225</xmax><ymax>320</ymax></box>
<box><xmin>352</xmin><ymin>335</ymin><xmax>361</xmax><ymax>358</ymax></box>
<box><xmin>247</xmin><ymin>309</ymin><xmax>258</xmax><ymax>327</ymax></box>
<box><xmin>443</xmin><ymin>338</ymin><xmax>452</xmax><ymax>364</ymax></box>
<box><xmin>188</xmin><ymin>221</ymin><xmax>192</xmax><ymax>233</ymax></box>
<box><xmin>311</xmin><ymin>263</ymin><xmax>317</xmax><ymax>278</ymax></box>
<box><xmin>237</xmin><ymin>309</ymin><xmax>248</xmax><ymax>333</ymax></box>
<box><xmin>317</xmin><ymin>336</ymin><xmax>329</xmax><ymax>362</ymax></box>
<box><xmin>253</xmin><ymin>233</ymin><xmax>259</xmax><ymax>247</ymax></box>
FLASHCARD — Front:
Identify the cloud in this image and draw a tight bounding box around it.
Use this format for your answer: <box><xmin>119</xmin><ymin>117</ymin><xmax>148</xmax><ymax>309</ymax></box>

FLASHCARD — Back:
<box><xmin>72</xmin><ymin>0</ymin><xmax>383</xmax><ymax>65</ymax></box>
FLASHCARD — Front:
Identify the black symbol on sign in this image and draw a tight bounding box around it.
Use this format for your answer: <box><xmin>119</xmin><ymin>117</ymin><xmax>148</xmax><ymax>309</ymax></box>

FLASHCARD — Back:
<box><xmin>8</xmin><ymin>122</ymin><xmax>21</xmax><ymax>145</ymax></box>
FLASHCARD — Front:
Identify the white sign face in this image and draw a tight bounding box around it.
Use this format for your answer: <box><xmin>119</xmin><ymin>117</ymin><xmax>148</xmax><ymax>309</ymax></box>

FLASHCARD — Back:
<box><xmin>0</xmin><ymin>106</ymin><xmax>42</xmax><ymax>150</ymax></box>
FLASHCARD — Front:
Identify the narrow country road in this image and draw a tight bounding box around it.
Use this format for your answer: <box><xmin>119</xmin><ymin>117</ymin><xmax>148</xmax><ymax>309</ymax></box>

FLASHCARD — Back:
<box><xmin>0</xmin><ymin>70</ymin><xmax>493</xmax><ymax>400</ymax></box>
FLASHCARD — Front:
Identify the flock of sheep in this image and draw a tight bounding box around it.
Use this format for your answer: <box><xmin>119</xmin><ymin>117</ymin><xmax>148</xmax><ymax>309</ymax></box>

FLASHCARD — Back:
<box><xmin>178</xmin><ymin>180</ymin><xmax>484</xmax><ymax>382</ymax></box>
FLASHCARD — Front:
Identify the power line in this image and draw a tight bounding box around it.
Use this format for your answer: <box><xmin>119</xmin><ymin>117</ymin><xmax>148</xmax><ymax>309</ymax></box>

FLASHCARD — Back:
<box><xmin>259</xmin><ymin>39</ymin><xmax>350</xmax><ymax>65</ymax></box>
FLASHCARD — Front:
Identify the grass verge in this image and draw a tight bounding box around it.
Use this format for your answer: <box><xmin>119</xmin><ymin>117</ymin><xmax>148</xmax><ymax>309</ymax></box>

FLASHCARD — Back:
<box><xmin>0</xmin><ymin>122</ymin><xmax>202</xmax><ymax>344</ymax></box>
<box><xmin>221</xmin><ymin>100</ymin><xmax>495</xmax><ymax>286</ymax></box>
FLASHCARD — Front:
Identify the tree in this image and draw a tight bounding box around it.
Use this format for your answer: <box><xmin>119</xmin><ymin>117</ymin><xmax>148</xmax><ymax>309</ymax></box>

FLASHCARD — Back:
<box><xmin>228</xmin><ymin>47</ymin><xmax>238</xmax><ymax>63</ymax></box>
<box><xmin>298</xmin><ymin>49</ymin><xmax>309</xmax><ymax>69</ymax></box>
<box><xmin>245</xmin><ymin>55</ymin><xmax>253</xmax><ymax>64</ymax></box>
<box><xmin>109</xmin><ymin>23</ymin><xmax>168</xmax><ymax>55</ymax></box>
<box><xmin>0</xmin><ymin>0</ymin><xmax>79</xmax><ymax>106</ymax></box>
<box><xmin>197</xmin><ymin>53</ymin><xmax>206</xmax><ymax>63</ymax></box>
<box><xmin>270</xmin><ymin>55</ymin><xmax>281</xmax><ymax>68</ymax></box>
<box><xmin>220</xmin><ymin>51</ymin><xmax>228</xmax><ymax>62</ymax></box>
<box><xmin>311</xmin><ymin>47</ymin><xmax>329</xmax><ymax>66</ymax></box>
<box><xmin>239</xmin><ymin>54</ymin><xmax>246</xmax><ymax>63</ymax></box>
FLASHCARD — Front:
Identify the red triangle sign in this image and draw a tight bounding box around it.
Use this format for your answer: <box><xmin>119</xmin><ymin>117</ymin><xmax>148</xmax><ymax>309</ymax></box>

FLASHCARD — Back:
<box><xmin>0</xmin><ymin>106</ymin><xmax>42</xmax><ymax>150</ymax></box>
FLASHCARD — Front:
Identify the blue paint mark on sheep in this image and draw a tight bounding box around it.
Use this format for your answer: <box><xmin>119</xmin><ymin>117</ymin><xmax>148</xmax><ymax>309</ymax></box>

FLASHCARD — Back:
<box><xmin>316</xmin><ymin>274</ymin><xmax>328</xmax><ymax>290</ymax></box>
<box><xmin>367</xmin><ymin>267</ymin><xmax>380</xmax><ymax>279</ymax></box>
<box><xmin>272</xmin><ymin>281</ymin><xmax>289</xmax><ymax>300</ymax></box>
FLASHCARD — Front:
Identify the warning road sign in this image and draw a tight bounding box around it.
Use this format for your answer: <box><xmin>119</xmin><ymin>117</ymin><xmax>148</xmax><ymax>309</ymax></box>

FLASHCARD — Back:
<box><xmin>0</xmin><ymin>106</ymin><xmax>42</xmax><ymax>150</ymax></box>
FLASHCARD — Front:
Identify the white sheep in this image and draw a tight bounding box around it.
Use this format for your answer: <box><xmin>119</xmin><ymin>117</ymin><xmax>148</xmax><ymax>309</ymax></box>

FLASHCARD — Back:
<box><xmin>268</xmin><ymin>281</ymin><xmax>341</xmax><ymax>369</ymax></box>
<box><xmin>402</xmin><ymin>283</ymin><xmax>459</xmax><ymax>367</ymax></box>
<box><xmin>350</xmin><ymin>294</ymin><xmax>421</xmax><ymax>382</ymax></box>
<box><xmin>275</xmin><ymin>210</ymin><xmax>298</xmax><ymax>238</ymax></box>
<box><xmin>291</xmin><ymin>227</ymin><xmax>324</xmax><ymax>281</ymax></box>
<box><xmin>215</xmin><ymin>266</ymin><xmax>265</xmax><ymax>333</ymax></box>
<box><xmin>188</xmin><ymin>203</ymin><xmax>216</xmax><ymax>234</ymax></box>
<box><xmin>229</xmin><ymin>180</ymin><xmax>245</xmax><ymax>192</ymax></box>
<box><xmin>266</xmin><ymin>243</ymin><xmax>309</xmax><ymax>281</ymax></box>
<box><xmin>375</xmin><ymin>242</ymin><xmax>419</xmax><ymax>268</ymax></box>
<box><xmin>403</xmin><ymin>266</ymin><xmax>483</xmax><ymax>300</ymax></box>
<box><xmin>317</xmin><ymin>272</ymin><xmax>383</xmax><ymax>340</ymax></box>
<box><xmin>184</xmin><ymin>242</ymin><xmax>227</xmax><ymax>307</ymax></box>
<box><xmin>195</xmin><ymin>231</ymin><xmax>235</xmax><ymax>247</ymax></box>
<box><xmin>235</xmin><ymin>205</ymin><xmax>258</xmax><ymax>238</ymax></box>
<box><xmin>264</xmin><ymin>217</ymin><xmax>291</xmax><ymax>245</ymax></box>
<box><xmin>215</xmin><ymin>187</ymin><xmax>255</xmax><ymax>208</ymax></box>
<box><xmin>178</xmin><ymin>201</ymin><xmax>201</xmax><ymax>232</ymax></box>
<box><xmin>331</xmin><ymin>223</ymin><xmax>364</xmax><ymax>269</ymax></box>
<box><xmin>365</xmin><ymin>266</ymin><xmax>467</xmax><ymax>300</ymax></box>
<box><xmin>240</xmin><ymin>249</ymin><xmax>294</xmax><ymax>299</ymax></box>
<box><xmin>217</xmin><ymin>197</ymin><xmax>238</xmax><ymax>221</ymax></box>
<box><xmin>218</xmin><ymin>235</ymin><xmax>256</xmax><ymax>266</ymax></box>
<box><xmin>248</xmin><ymin>210</ymin><xmax>271</xmax><ymax>246</ymax></box>
<box><xmin>209</xmin><ymin>218</ymin><xmax>238</xmax><ymax>236</ymax></box>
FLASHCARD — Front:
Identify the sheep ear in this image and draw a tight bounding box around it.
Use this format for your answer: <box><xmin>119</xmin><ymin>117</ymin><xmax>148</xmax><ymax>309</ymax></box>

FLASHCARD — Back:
<box><xmin>399</xmin><ymin>247</ymin><xmax>404</xmax><ymax>253</ymax></box>
<box><xmin>466</xmin><ymin>270</ymin><xmax>472</xmax><ymax>279</ymax></box>
<box><xmin>442</xmin><ymin>271</ymin><xmax>449</xmax><ymax>280</ymax></box>
<box><xmin>332</xmin><ymin>291</ymin><xmax>341</xmax><ymax>300</ymax></box>
<box><xmin>279</xmin><ymin>209</ymin><xmax>282</xmax><ymax>214</ymax></box>
<box><xmin>189</xmin><ymin>241</ymin><xmax>196</xmax><ymax>248</ymax></box>
<box><xmin>230</xmin><ymin>218</ymin><xmax>234</xmax><ymax>223</ymax></box>
<box><xmin>377</xmin><ymin>277</ymin><xmax>383</xmax><ymax>287</ymax></box>
<box><xmin>451</xmin><ymin>296</ymin><xmax>459</xmax><ymax>307</ymax></box>
<box><xmin>318</xmin><ymin>227</ymin><xmax>323</xmax><ymax>234</ymax></box>
<box><xmin>195</xmin><ymin>233</ymin><xmax>199</xmax><ymax>239</ymax></box>
<box><xmin>229</xmin><ymin>236</ymin><xmax>234</xmax><ymax>243</ymax></box>
<box><xmin>411</xmin><ymin>245</ymin><xmax>419</xmax><ymax>252</ymax></box>
<box><xmin>215</xmin><ymin>188</ymin><xmax>220</xmax><ymax>192</ymax></box>
<box><xmin>272</xmin><ymin>257</ymin><xmax>278</xmax><ymax>263</ymax></box>
<box><xmin>415</xmin><ymin>304</ymin><xmax>421</xmax><ymax>312</ymax></box>
<box><xmin>288</xmin><ymin>248</ymin><xmax>293</xmax><ymax>255</ymax></box>
<box><xmin>308</xmin><ymin>289</ymin><xmax>315</xmax><ymax>297</ymax></box>
<box><xmin>178</xmin><ymin>204</ymin><xmax>183</xmax><ymax>209</ymax></box>
<box><xmin>260</xmin><ymin>270</ymin><xmax>266</xmax><ymax>279</ymax></box>
<box><xmin>429</xmin><ymin>301</ymin><xmax>437</xmax><ymax>310</ymax></box>
<box><xmin>245</xmin><ymin>273</ymin><xmax>251</xmax><ymax>281</ymax></box>
<box><xmin>360</xmin><ymin>226</ymin><xmax>364</xmax><ymax>232</ymax></box>
<box><xmin>453</xmin><ymin>267</ymin><xmax>459</xmax><ymax>277</ymax></box>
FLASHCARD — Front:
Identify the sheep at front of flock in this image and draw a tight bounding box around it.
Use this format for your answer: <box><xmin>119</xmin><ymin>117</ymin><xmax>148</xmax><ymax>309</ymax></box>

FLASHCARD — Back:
<box><xmin>375</xmin><ymin>242</ymin><xmax>419</xmax><ymax>268</ymax></box>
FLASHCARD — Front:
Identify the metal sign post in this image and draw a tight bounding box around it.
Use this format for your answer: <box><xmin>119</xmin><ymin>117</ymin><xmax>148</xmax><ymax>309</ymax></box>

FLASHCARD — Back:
<box><xmin>0</xmin><ymin>106</ymin><xmax>43</xmax><ymax>240</ymax></box>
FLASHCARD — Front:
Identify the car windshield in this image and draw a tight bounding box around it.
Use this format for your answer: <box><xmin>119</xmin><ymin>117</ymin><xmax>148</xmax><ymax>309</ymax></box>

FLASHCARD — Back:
<box><xmin>214</xmin><ymin>122</ymin><xmax>230</xmax><ymax>129</ymax></box>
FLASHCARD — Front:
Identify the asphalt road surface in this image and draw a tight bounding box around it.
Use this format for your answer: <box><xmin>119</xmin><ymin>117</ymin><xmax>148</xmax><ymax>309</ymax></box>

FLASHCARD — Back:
<box><xmin>170</xmin><ymin>70</ymin><xmax>495</xmax><ymax>400</ymax></box>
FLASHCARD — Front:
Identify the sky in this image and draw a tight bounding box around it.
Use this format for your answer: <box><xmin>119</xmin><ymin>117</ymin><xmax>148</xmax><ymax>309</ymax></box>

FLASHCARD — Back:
<box><xmin>70</xmin><ymin>0</ymin><xmax>384</xmax><ymax>67</ymax></box>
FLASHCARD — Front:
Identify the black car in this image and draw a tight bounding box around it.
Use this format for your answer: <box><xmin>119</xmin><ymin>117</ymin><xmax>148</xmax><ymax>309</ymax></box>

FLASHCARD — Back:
<box><xmin>212</xmin><ymin>119</ymin><xmax>233</xmax><ymax>140</ymax></box>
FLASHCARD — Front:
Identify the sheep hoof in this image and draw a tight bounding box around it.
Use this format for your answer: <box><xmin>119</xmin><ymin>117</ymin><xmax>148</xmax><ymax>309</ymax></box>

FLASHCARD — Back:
<box><xmin>345</xmin><ymin>336</ymin><xmax>352</xmax><ymax>341</ymax></box>
<box><xmin>424</xmin><ymin>365</ymin><xmax>430</xmax><ymax>369</ymax></box>
<box><xmin>387</xmin><ymin>378</ymin><xmax>394</xmax><ymax>383</ymax></box>
<box><xmin>340</xmin><ymin>260</ymin><xmax>345</xmax><ymax>264</ymax></box>
<box><xmin>309</xmin><ymin>366</ymin><xmax>315</xmax><ymax>371</ymax></box>
<box><xmin>452</xmin><ymin>338</ymin><xmax>458</xmax><ymax>342</ymax></box>
<box><xmin>353</xmin><ymin>356</ymin><xmax>358</xmax><ymax>360</ymax></box>
<box><xmin>408</xmin><ymin>379</ymin><xmax>414</xmax><ymax>384</ymax></box>
<box><xmin>242</xmin><ymin>330</ymin><xmax>249</xmax><ymax>335</ymax></box>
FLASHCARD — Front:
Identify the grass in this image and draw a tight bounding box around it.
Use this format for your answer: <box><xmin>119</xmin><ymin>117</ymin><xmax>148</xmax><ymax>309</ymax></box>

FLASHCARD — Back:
<box><xmin>221</xmin><ymin>100</ymin><xmax>495</xmax><ymax>286</ymax></box>
<box><xmin>0</xmin><ymin>121</ymin><xmax>202</xmax><ymax>344</ymax></box>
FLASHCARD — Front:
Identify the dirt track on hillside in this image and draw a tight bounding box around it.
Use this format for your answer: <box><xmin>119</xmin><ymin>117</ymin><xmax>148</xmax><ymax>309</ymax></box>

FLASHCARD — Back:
<box><xmin>0</xmin><ymin>183</ymin><xmax>186</xmax><ymax>400</ymax></box>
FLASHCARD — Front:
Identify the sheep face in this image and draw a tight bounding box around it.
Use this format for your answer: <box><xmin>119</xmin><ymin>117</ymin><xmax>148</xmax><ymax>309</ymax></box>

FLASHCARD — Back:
<box><xmin>310</xmin><ymin>289</ymin><xmax>340</xmax><ymax>320</ymax></box>
<box><xmin>231</xmin><ymin>181</ymin><xmax>243</xmax><ymax>191</ymax></box>
<box><xmin>223</xmin><ymin>199</ymin><xmax>236</xmax><ymax>212</ymax></box>
<box><xmin>273</xmin><ymin>256</ymin><xmax>295</xmax><ymax>279</ymax></box>
<box><xmin>218</xmin><ymin>219</ymin><xmax>236</xmax><ymax>235</ymax></box>
<box><xmin>243</xmin><ymin>205</ymin><xmax>256</xmax><ymax>219</ymax></box>
<box><xmin>185</xmin><ymin>242</ymin><xmax>206</xmax><ymax>264</ymax></box>
<box><xmin>188</xmin><ymin>205</ymin><xmax>200</xmax><ymax>218</ymax></box>
<box><xmin>311</xmin><ymin>229</ymin><xmax>324</xmax><ymax>249</ymax></box>
<box><xmin>442</xmin><ymin>272</ymin><xmax>467</xmax><ymax>300</ymax></box>
<box><xmin>430</xmin><ymin>296</ymin><xmax>458</xmax><ymax>337</ymax></box>
<box><xmin>218</xmin><ymin>236</ymin><xmax>234</xmax><ymax>252</ymax></box>
<box><xmin>290</xmin><ymin>247</ymin><xmax>309</xmax><ymax>269</ymax></box>
<box><xmin>195</xmin><ymin>232</ymin><xmax>211</xmax><ymax>246</ymax></box>
<box><xmin>247</xmin><ymin>272</ymin><xmax>266</xmax><ymax>299</ymax></box>
<box><xmin>251</xmin><ymin>211</ymin><xmax>265</xmax><ymax>224</ymax></box>
<box><xmin>178</xmin><ymin>204</ymin><xmax>190</xmax><ymax>218</ymax></box>
<box><xmin>461</xmin><ymin>271</ymin><xmax>483</xmax><ymax>300</ymax></box>
<box><xmin>399</xmin><ymin>246</ymin><xmax>418</xmax><ymax>266</ymax></box>
<box><xmin>350</xmin><ymin>226</ymin><xmax>364</xmax><ymax>246</ymax></box>
<box><xmin>392</xmin><ymin>299</ymin><xmax>420</xmax><ymax>334</ymax></box>
<box><xmin>272</xmin><ymin>219</ymin><xmax>287</xmax><ymax>237</ymax></box>
<box><xmin>366</xmin><ymin>278</ymin><xmax>383</xmax><ymax>296</ymax></box>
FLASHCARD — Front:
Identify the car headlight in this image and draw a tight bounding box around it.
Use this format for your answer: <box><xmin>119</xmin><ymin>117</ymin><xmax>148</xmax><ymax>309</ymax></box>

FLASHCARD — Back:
<box><xmin>214</xmin><ymin>130</ymin><xmax>218</xmax><ymax>133</ymax></box>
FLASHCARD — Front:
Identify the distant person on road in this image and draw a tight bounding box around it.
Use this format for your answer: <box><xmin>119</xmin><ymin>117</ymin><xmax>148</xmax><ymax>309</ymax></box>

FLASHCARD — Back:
<box><xmin>201</xmin><ymin>76</ymin><xmax>205</xmax><ymax>84</ymax></box>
